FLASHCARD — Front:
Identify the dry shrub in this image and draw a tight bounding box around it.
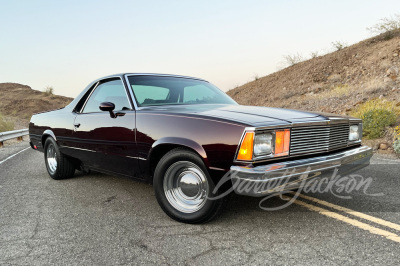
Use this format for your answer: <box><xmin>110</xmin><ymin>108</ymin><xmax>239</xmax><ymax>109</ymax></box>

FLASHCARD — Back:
<box><xmin>283</xmin><ymin>53</ymin><xmax>303</xmax><ymax>66</ymax></box>
<box><xmin>327</xmin><ymin>74</ymin><xmax>342</xmax><ymax>83</ymax></box>
<box><xmin>314</xmin><ymin>84</ymin><xmax>350</xmax><ymax>99</ymax></box>
<box><xmin>367</xmin><ymin>13</ymin><xmax>400</xmax><ymax>40</ymax></box>
<box><xmin>362</xmin><ymin>79</ymin><xmax>385</xmax><ymax>93</ymax></box>
<box><xmin>332</xmin><ymin>41</ymin><xmax>347</xmax><ymax>51</ymax></box>
<box><xmin>43</xmin><ymin>86</ymin><xmax>54</xmax><ymax>96</ymax></box>
<box><xmin>0</xmin><ymin>113</ymin><xmax>14</xmax><ymax>132</ymax></box>
<box><xmin>310</xmin><ymin>51</ymin><xmax>319</xmax><ymax>59</ymax></box>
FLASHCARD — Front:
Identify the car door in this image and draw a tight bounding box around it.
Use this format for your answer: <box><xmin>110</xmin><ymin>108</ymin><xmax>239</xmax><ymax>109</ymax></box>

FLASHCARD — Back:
<box><xmin>71</xmin><ymin>78</ymin><xmax>138</xmax><ymax>177</ymax></box>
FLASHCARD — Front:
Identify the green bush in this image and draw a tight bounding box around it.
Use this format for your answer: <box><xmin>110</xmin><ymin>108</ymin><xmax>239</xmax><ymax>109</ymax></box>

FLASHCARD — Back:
<box><xmin>351</xmin><ymin>99</ymin><xmax>400</xmax><ymax>139</ymax></box>
<box><xmin>394</xmin><ymin>139</ymin><xmax>400</xmax><ymax>154</ymax></box>
<box><xmin>361</xmin><ymin>109</ymin><xmax>397</xmax><ymax>139</ymax></box>
<box><xmin>0</xmin><ymin>113</ymin><xmax>14</xmax><ymax>133</ymax></box>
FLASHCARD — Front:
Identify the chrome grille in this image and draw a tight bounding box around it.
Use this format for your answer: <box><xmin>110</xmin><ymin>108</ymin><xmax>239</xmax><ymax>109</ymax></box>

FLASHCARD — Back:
<box><xmin>290</xmin><ymin>124</ymin><xmax>350</xmax><ymax>156</ymax></box>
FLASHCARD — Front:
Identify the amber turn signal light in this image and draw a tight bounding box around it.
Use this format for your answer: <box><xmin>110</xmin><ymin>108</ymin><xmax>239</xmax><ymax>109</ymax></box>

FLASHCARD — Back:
<box><xmin>275</xmin><ymin>129</ymin><xmax>290</xmax><ymax>156</ymax></box>
<box><xmin>237</xmin><ymin>132</ymin><xmax>254</xmax><ymax>161</ymax></box>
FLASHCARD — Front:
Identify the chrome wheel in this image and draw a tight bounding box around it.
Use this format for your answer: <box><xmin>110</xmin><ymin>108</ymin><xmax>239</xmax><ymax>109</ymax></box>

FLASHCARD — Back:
<box><xmin>163</xmin><ymin>161</ymin><xmax>209</xmax><ymax>213</ymax></box>
<box><xmin>46</xmin><ymin>143</ymin><xmax>57</xmax><ymax>175</ymax></box>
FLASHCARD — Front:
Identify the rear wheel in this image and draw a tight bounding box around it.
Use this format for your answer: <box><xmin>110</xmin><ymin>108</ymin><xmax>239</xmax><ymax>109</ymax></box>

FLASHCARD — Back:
<box><xmin>44</xmin><ymin>137</ymin><xmax>75</xmax><ymax>180</ymax></box>
<box><xmin>153</xmin><ymin>148</ymin><xmax>229</xmax><ymax>224</ymax></box>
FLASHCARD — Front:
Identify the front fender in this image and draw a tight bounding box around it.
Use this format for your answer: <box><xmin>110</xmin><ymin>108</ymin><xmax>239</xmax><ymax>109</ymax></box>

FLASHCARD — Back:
<box><xmin>150</xmin><ymin>137</ymin><xmax>209</xmax><ymax>167</ymax></box>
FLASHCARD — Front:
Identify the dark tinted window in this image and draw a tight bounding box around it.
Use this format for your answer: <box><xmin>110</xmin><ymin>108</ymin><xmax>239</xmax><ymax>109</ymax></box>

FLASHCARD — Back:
<box><xmin>128</xmin><ymin>76</ymin><xmax>237</xmax><ymax>107</ymax></box>
<box><xmin>83</xmin><ymin>79</ymin><xmax>130</xmax><ymax>113</ymax></box>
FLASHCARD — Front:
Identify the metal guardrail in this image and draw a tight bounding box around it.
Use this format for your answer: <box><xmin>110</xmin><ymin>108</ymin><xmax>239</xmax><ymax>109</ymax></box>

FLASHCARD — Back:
<box><xmin>0</xmin><ymin>129</ymin><xmax>29</xmax><ymax>147</ymax></box>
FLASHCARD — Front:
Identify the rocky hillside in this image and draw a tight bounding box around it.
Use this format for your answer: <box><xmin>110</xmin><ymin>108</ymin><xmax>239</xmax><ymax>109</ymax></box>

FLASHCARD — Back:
<box><xmin>228</xmin><ymin>31</ymin><xmax>400</xmax><ymax>115</ymax></box>
<box><xmin>0</xmin><ymin>83</ymin><xmax>72</xmax><ymax>129</ymax></box>
<box><xmin>227</xmin><ymin>31</ymin><xmax>400</xmax><ymax>156</ymax></box>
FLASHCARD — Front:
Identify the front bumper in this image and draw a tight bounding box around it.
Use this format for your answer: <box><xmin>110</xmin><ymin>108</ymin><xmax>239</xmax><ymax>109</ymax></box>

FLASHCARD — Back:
<box><xmin>230</xmin><ymin>146</ymin><xmax>373</xmax><ymax>197</ymax></box>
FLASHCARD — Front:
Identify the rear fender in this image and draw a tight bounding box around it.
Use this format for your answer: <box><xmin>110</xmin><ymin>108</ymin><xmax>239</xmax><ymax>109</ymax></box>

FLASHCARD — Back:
<box><xmin>41</xmin><ymin>129</ymin><xmax>57</xmax><ymax>147</ymax></box>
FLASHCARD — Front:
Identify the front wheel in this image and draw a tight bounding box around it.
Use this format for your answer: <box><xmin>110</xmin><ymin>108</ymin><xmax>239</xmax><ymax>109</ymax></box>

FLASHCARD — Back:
<box><xmin>44</xmin><ymin>137</ymin><xmax>75</xmax><ymax>180</ymax></box>
<box><xmin>153</xmin><ymin>148</ymin><xmax>229</xmax><ymax>224</ymax></box>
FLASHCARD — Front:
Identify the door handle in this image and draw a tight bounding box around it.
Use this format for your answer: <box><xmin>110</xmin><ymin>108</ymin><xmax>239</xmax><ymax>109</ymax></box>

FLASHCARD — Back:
<box><xmin>74</xmin><ymin>123</ymin><xmax>81</xmax><ymax>128</ymax></box>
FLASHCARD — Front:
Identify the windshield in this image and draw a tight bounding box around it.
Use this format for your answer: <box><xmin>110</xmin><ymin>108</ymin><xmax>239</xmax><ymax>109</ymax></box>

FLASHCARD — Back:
<box><xmin>127</xmin><ymin>75</ymin><xmax>237</xmax><ymax>107</ymax></box>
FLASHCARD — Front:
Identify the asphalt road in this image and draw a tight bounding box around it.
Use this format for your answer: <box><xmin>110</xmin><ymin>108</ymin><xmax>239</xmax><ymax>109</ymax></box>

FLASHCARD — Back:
<box><xmin>1</xmin><ymin>141</ymin><xmax>400</xmax><ymax>265</ymax></box>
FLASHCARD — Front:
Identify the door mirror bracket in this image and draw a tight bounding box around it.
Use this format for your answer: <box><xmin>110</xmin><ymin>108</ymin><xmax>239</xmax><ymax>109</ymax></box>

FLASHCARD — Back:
<box><xmin>99</xmin><ymin>102</ymin><xmax>116</xmax><ymax>118</ymax></box>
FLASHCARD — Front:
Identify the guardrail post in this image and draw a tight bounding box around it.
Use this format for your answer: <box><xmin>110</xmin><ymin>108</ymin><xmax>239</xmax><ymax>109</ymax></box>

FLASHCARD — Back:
<box><xmin>0</xmin><ymin>128</ymin><xmax>29</xmax><ymax>147</ymax></box>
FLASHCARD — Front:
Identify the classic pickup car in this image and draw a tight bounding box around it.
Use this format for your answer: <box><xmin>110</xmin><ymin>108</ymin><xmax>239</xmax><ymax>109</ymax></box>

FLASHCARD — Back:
<box><xmin>29</xmin><ymin>73</ymin><xmax>373</xmax><ymax>223</ymax></box>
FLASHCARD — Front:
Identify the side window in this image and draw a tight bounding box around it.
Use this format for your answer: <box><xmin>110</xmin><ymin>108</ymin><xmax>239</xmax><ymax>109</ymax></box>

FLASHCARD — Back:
<box><xmin>131</xmin><ymin>85</ymin><xmax>170</xmax><ymax>106</ymax></box>
<box><xmin>82</xmin><ymin>79</ymin><xmax>130</xmax><ymax>113</ymax></box>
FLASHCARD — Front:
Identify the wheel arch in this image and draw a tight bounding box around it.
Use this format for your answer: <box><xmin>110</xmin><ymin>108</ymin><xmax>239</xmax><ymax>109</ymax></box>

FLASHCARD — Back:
<box><xmin>41</xmin><ymin>129</ymin><xmax>57</xmax><ymax>148</ymax></box>
<box><xmin>148</xmin><ymin>137</ymin><xmax>209</xmax><ymax>180</ymax></box>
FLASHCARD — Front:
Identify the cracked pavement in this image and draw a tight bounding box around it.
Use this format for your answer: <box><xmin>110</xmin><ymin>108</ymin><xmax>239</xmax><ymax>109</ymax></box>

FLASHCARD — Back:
<box><xmin>1</xmin><ymin>141</ymin><xmax>400</xmax><ymax>265</ymax></box>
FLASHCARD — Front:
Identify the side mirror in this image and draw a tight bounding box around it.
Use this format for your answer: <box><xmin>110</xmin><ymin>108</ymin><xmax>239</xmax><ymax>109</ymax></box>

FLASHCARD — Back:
<box><xmin>99</xmin><ymin>102</ymin><xmax>116</xmax><ymax>118</ymax></box>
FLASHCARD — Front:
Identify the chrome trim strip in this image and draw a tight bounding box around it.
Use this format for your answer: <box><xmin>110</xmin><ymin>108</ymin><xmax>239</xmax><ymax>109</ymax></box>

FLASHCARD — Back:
<box><xmin>126</xmin><ymin>156</ymin><xmax>146</xmax><ymax>160</ymax></box>
<box><xmin>79</xmin><ymin>81</ymin><xmax>99</xmax><ymax>113</ymax></box>
<box><xmin>209</xmin><ymin>167</ymin><xmax>227</xmax><ymax>171</ymax></box>
<box><xmin>253</xmin><ymin>118</ymin><xmax>362</xmax><ymax>131</ymax></box>
<box><xmin>120</xmin><ymin>77</ymin><xmax>134</xmax><ymax>110</ymax></box>
<box><xmin>233</xmin><ymin>127</ymin><xmax>255</xmax><ymax>163</ymax></box>
<box><xmin>124</xmin><ymin>73</ymin><xmax>208</xmax><ymax>82</ymax></box>
<box><xmin>60</xmin><ymin>146</ymin><xmax>96</xmax><ymax>152</ymax></box>
<box><xmin>232</xmin><ymin>145</ymin><xmax>372</xmax><ymax>175</ymax></box>
<box><xmin>123</xmin><ymin>74</ymin><xmax>140</xmax><ymax>110</ymax></box>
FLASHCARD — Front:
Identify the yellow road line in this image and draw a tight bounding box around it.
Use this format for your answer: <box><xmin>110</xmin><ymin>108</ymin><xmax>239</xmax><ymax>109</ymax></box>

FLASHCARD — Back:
<box><xmin>292</xmin><ymin>193</ymin><xmax>400</xmax><ymax>232</ymax></box>
<box><xmin>292</xmin><ymin>198</ymin><xmax>400</xmax><ymax>243</ymax></box>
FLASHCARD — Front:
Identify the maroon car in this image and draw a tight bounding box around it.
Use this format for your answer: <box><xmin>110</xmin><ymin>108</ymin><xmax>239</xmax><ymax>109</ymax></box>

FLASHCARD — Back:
<box><xmin>29</xmin><ymin>73</ymin><xmax>372</xmax><ymax>223</ymax></box>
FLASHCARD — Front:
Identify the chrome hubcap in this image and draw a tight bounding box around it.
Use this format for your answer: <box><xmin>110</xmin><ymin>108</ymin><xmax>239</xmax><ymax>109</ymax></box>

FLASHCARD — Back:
<box><xmin>163</xmin><ymin>161</ymin><xmax>209</xmax><ymax>213</ymax></box>
<box><xmin>46</xmin><ymin>143</ymin><xmax>57</xmax><ymax>174</ymax></box>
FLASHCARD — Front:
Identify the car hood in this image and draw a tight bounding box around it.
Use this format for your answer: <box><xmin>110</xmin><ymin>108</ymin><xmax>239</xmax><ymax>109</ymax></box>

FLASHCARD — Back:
<box><xmin>140</xmin><ymin>104</ymin><xmax>350</xmax><ymax>126</ymax></box>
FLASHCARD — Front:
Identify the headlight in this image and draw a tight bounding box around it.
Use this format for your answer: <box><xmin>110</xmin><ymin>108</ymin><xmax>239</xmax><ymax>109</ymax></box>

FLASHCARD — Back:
<box><xmin>254</xmin><ymin>133</ymin><xmax>273</xmax><ymax>156</ymax></box>
<box><xmin>349</xmin><ymin>124</ymin><xmax>361</xmax><ymax>141</ymax></box>
<box><xmin>236</xmin><ymin>129</ymin><xmax>290</xmax><ymax>161</ymax></box>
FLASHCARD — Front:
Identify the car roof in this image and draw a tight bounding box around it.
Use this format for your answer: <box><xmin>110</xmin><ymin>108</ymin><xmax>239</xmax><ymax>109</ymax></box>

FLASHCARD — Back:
<box><xmin>95</xmin><ymin>73</ymin><xmax>208</xmax><ymax>83</ymax></box>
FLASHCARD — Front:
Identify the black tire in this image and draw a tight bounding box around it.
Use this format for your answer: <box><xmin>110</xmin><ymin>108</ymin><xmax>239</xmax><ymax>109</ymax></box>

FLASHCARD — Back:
<box><xmin>44</xmin><ymin>137</ymin><xmax>75</xmax><ymax>180</ymax></box>
<box><xmin>153</xmin><ymin>148</ymin><xmax>229</xmax><ymax>224</ymax></box>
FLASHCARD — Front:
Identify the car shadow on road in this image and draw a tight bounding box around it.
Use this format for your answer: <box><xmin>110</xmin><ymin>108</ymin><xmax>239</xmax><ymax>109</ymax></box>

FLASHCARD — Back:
<box><xmin>60</xmin><ymin>164</ymin><xmax>400</xmax><ymax>227</ymax></box>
